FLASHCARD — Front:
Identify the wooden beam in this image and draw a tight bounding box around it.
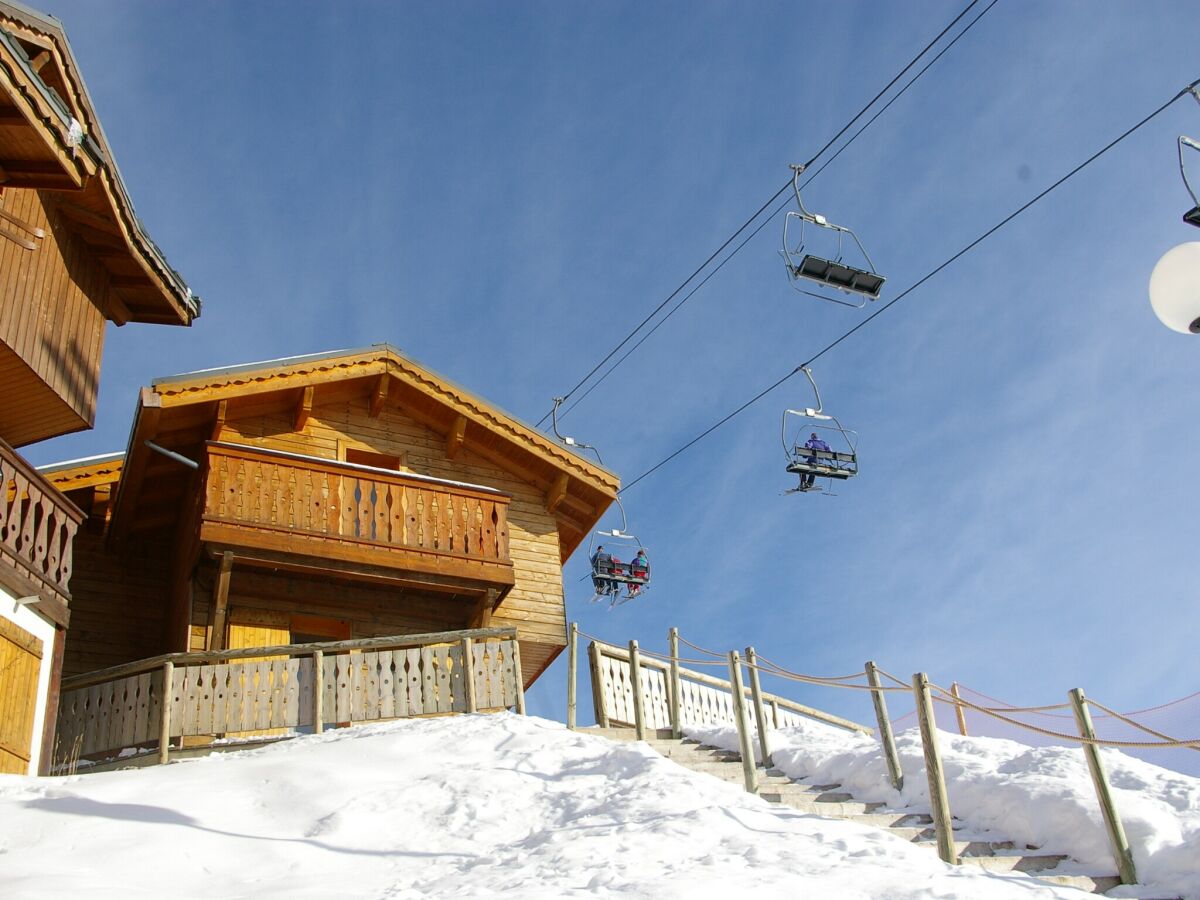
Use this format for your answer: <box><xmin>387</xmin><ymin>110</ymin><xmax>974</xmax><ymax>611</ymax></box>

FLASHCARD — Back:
<box><xmin>545</xmin><ymin>472</ymin><xmax>568</xmax><ymax>514</ymax></box>
<box><xmin>446</xmin><ymin>415</ymin><xmax>467</xmax><ymax>460</ymax></box>
<box><xmin>106</xmin><ymin>291</ymin><xmax>131</xmax><ymax>326</ymax></box>
<box><xmin>208</xmin><ymin>551</ymin><xmax>234</xmax><ymax>652</ymax></box>
<box><xmin>211</xmin><ymin>399</ymin><xmax>227</xmax><ymax>441</ymax></box>
<box><xmin>369</xmin><ymin>374</ymin><xmax>389</xmax><ymax>418</ymax></box>
<box><xmin>294</xmin><ymin>386</ymin><xmax>313</xmax><ymax>432</ymax></box>
<box><xmin>53</xmin><ymin>199</ymin><xmax>120</xmax><ymax>235</ymax></box>
<box><xmin>29</xmin><ymin>50</ymin><xmax>51</xmax><ymax>73</ymax></box>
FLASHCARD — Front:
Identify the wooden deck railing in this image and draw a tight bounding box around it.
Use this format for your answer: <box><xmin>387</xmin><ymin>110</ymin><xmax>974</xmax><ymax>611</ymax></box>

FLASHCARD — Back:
<box><xmin>0</xmin><ymin>438</ymin><xmax>84</xmax><ymax>610</ymax></box>
<box><xmin>201</xmin><ymin>442</ymin><xmax>513</xmax><ymax>583</ymax></box>
<box><xmin>588</xmin><ymin>639</ymin><xmax>870</xmax><ymax>735</ymax></box>
<box><xmin>53</xmin><ymin>627</ymin><xmax>525</xmax><ymax>771</ymax></box>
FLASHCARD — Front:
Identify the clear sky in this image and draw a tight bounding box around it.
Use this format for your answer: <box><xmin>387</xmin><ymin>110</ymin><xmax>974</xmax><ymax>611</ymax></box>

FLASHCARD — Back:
<box><xmin>24</xmin><ymin>1</ymin><xmax>1200</xmax><ymax>765</ymax></box>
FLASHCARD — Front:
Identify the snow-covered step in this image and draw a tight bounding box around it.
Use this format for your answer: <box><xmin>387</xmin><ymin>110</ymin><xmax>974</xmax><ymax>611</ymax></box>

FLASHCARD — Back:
<box><xmin>960</xmin><ymin>853</ymin><xmax>1069</xmax><ymax>874</ymax></box>
<box><xmin>759</xmin><ymin>791</ymin><xmax>887</xmax><ymax>816</ymax></box>
<box><xmin>849</xmin><ymin>812</ymin><xmax>935</xmax><ymax>828</ymax></box>
<box><xmin>1034</xmin><ymin>873</ymin><xmax>1121</xmax><ymax>893</ymax></box>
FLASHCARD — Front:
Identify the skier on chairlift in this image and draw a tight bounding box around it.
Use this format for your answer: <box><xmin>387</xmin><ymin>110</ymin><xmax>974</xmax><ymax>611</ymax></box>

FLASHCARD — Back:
<box><xmin>801</xmin><ymin>432</ymin><xmax>831</xmax><ymax>490</ymax></box>
<box><xmin>590</xmin><ymin>544</ymin><xmax>618</xmax><ymax>599</ymax></box>
<box><xmin>627</xmin><ymin>548</ymin><xmax>650</xmax><ymax>598</ymax></box>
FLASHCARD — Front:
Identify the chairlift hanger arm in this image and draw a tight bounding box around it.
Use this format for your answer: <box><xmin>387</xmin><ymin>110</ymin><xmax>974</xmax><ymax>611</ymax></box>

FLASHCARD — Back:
<box><xmin>1179</xmin><ymin>136</ymin><xmax>1200</xmax><ymax>208</ymax></box>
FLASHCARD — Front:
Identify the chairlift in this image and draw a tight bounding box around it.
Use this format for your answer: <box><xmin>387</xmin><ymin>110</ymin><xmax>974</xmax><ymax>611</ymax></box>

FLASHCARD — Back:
<box><xmin>550</xmin><ymin>397</ymin><xmax>605</xmax><ymax>465</ymax></box>
<box><xmin>780</xmin><ymin>164</ymin><xmax>886</xmax><ymax>308</ymax></box>
<box><xmin>1178</xmin><ymin>135</ymin><xmax>1200</xmax><ymax>228</ymax></box>
<box><xmin>782</xmin><ymin>367</ymin><xmax>858</xmax><ymax>496</ymax></box>
<box><xmin>586</xmin><ymin>498</ymin><xmax>651</xmax><ymax>607</ymax></box>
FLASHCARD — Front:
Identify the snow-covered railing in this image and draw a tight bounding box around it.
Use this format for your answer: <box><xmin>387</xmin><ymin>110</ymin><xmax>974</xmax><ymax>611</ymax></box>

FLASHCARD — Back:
<box><xmin>53</xmin><ymin>627</ymin><xmax>524</xmax><ymax>773</ymax></box>
<box><xmin>585</xmin><ymin>638</ymin><xmax>870</xmax><ymax>736</ymax></box>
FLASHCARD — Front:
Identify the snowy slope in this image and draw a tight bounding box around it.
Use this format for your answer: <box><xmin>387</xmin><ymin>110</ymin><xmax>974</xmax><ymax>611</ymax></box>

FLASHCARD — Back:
<box><xmin>690</xmin><ymin>719</ymin><xmax>1200</xmax><ymax>900</ymax></box>
<box><xmin>0</xmin><ymin>714</ymin><xmax>1096</xmax><ymax>899</ymax></box>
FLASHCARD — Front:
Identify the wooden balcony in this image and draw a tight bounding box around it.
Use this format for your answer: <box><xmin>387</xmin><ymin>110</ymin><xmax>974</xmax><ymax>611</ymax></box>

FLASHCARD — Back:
<box><xmin>200</xmin><ymin>442</ymin><xmax>514</xmax><ymax>595</ymax></box>
<box><xmin>0</xmin><ymin>438</ymin><xmax>84</xmax><ymax>625</ymax></box>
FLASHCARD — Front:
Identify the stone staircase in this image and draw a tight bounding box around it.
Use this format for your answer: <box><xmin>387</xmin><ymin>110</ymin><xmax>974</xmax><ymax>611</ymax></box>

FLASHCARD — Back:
<box><xmin>588</xmin><ymin>727</ymin><xmax>1131</xmax><ymax>895</ymax></box>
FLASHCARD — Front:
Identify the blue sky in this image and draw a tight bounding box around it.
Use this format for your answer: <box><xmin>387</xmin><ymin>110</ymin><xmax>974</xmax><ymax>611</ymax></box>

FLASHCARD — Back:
<box><xmin>25</xmin><ymin>1</ymin><xmax>1200</xmax><ymax>763</ymax></box>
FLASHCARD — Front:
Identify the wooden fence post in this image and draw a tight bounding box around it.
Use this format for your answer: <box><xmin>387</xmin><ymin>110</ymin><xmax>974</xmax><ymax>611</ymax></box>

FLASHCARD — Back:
<box><xmin>512</xmin><ymin>640</ymin><xmax>526</xmax><ymax>715</ymax></box>
<box><xmin>1069</xmin><ymin>688</ymin><xmax>1137</xmax><ymax>885</ymax></box>
<box><xmin>865</xmin><ymin>661</ymin><xmax>903</xmax><ymax>791</ymax></box>
<box><xmin>629</xmin><ymin>640</ymin><xmax>646</xmax><ymax>741</ymax></box>
<box><xmin>728</xmin><ymin>651</ymin><xmax>759</xmax><ymax>794</ymax></box>
<box><xmin>461</xmin><ymin>638</ymin><xmax>477</xmax><ymax>714</ymax></box>
<box><xmin>668</xmin><ymin>627</ymin><xmax>682</xmax><ymax>739</ymax></box>
<box><xmin>312</xmin><ymin>650</ymin><xmax>324</xmax><ymax>734</ymax></box>
<box><xmin>745</xmin><ymin>647</ymin><xmax>771</xmax><ymax>768</ymax></box>
<box><xmin>158</xmin><ymin>660</ymin><xmax>174</xmax><ymax>765</ymax></box>
<box><xmin>950</xmin><ymin>682</ymin><xmax>969</xmax><ymax>736</ymax></box>
<box><xmin>566</xmin><ymin>624</ymin><xmax>578</xmax><ymax>729</ymax></box>
<box><xmin>588</xmin><ymin>641</ymin><xmax>610</xmax><ymax>727</ymax></box>
<box><xmin>913</xmin><ymin>673</ymin><xmax>956</xmax><ymax>865</ymax></box>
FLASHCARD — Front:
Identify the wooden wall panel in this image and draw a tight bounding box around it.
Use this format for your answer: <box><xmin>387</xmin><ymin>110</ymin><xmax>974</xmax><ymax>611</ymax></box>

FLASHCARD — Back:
<box><xmin>61</xmin><ymin>530</ymin><xmax>171</xmax><ymax>678</ymax></box>
<box><xmin>221</xmin><ymin>395</ymin><xmax>568</xmax><ymax>652</ymax></box>
<box><xmin>0</xmin><ymin>188</ymin><xmax>109</xmax><ymax>446</ymax></box>
<box><xmin>0</xmin><ymin>616</ymin><xmax>42</xmax><ymax>774</ymax></box>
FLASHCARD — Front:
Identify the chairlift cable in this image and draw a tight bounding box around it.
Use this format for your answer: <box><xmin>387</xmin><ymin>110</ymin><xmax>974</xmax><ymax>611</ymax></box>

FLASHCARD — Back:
<box><xmin>535</xmin><ymin>0</ymin><xmax>985</xmax><ymax>429</ymax></box>
<box><xmin>619</xmin><ymin>81</ymin><xmax>1199</xmax><ymax>495</ymax></box>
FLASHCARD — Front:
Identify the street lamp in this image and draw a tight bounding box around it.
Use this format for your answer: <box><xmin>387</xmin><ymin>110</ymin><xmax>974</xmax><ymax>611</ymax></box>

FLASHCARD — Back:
<box><xmin>1148</xmin><ymin>241</ymin><xmax>1200</xmax><ymax>334</ymax></box>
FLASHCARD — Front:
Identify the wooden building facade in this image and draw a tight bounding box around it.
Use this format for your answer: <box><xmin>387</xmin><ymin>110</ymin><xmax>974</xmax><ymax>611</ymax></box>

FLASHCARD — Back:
<box><xmin>0</xmin><ymin>1</ymin><xmax>197</xmax><ymax>774</ymax></box>
<box><xmin>44</xmin><ymin>346</ymin><xmax>618</xmax><ymax>700</ymax></box>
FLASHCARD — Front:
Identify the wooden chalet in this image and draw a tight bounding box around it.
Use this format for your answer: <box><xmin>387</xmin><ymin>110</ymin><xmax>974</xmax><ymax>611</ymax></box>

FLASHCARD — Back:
<box><xmin>43</xmin><ymin>345</ymin><xmax>618</xmax><ymax>727</ymax></box>
<box><xmin>0</xmin><ymin>1</ymin><xmax>198</xmax><ymax>775</ymax></box>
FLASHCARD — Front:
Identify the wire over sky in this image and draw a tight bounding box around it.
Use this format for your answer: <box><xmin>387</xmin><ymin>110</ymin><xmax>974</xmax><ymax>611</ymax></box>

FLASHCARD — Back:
<box><xmin>535</xmin><ymin>0</ymin><xmax>987</xmax><ymax>429</ymax></box>
<box><xmin>619</xmin><ymin>78</ymin><xmax>1200</xmax><ymax>495</ymax></box>
<box><xmin>557</xmin><ymin>0</ymin><xmax>1000</xmax><ymax>421</ymax></box>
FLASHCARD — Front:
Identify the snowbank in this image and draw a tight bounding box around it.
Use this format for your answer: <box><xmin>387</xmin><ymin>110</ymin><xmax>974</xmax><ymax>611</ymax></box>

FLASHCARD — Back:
<box><xmin>689</xmin><ymin>718</ymin><xmax>1200</xmax><ymax>899</ymax></box>
<box><xmin>0</xmin><ymin>714</ymin><xmax>1089</xmax><ymax>898</ymax></box>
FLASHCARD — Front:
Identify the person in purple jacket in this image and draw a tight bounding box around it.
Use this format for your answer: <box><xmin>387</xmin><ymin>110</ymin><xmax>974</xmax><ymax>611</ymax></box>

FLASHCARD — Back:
<box><xmin>801</xmin><ymin>432</ymin><xmax>830</xmax><ymax>489</ymax></box>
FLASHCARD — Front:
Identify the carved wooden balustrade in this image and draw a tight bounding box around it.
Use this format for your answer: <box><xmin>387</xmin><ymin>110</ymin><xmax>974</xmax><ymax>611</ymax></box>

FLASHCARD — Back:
<box><xmin>200</xmin><ymin>442</ymin><xmax>514</xmax><ymax>590</ymax></box>
<box><xmin>0</xmin><ymin>438</ymin><xmax>84</xmax><ymax>618</ymax></box>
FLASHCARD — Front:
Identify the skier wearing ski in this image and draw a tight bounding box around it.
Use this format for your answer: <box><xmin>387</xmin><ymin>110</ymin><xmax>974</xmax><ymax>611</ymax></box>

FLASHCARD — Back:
<box><xmin>801</xmin><ymin>432</ymin><xmax>831</xmax><ymax>490</ymax></box>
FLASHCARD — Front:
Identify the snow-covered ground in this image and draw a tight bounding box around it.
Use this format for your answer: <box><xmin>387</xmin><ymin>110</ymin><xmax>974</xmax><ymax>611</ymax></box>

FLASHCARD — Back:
<box><xmin>0</xmin><ymin>714</ymin><xmax>1112</xmax><ymax>899</ymax></box>
<box><xmin>690</xmin><ymin>718</ymin><xmax>1200</xmax><ymax>900</ymax></box>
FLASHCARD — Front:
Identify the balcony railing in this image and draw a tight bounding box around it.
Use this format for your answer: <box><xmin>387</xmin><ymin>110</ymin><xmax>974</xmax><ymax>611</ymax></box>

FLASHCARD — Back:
<box><xmin>53</xmin><ymin>627</ymin><xmax>525</xmax><ymax>771</ymax></box>
<box><xmin>1</xmin><ymin>438</ymin><xmax>83</xmax><ymax>614</ymax></box>
<box><xmin>201</xmin><ymin>442</ymin><xmax>513</xmax><ymax>588</ymax></box>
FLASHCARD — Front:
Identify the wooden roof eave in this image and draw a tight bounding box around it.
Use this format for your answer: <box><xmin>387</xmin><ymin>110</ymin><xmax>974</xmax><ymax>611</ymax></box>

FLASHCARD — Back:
<box><xmin>0</xmin><ymin>4</ymin><xmax>199</xmax><ymax>327</ymax></box>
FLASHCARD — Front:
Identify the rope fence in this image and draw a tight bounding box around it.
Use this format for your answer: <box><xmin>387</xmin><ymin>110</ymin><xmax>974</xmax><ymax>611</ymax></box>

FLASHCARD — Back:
<box><xmin>563</xmin><ymin>622</ymin><xmax>1200</xmax><ymax>885</ymax></box>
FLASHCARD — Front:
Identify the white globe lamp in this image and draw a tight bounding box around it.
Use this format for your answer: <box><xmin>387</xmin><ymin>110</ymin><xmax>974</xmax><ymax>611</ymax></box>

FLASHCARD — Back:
<box><xmin>1149</xmin><ymin>242</ymin><xmax>1200</xmax><ymax>334</ymax></box>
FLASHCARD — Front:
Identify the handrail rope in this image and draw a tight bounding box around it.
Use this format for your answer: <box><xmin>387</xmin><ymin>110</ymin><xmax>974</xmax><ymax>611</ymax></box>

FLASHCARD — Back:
<box><xmin>577</xmin><ymin>630</ymin><xmax>729</xmax><ymax>667</ymax></box>
<box><xmin>745</xmin><ymin>658</ymin><xmax>908</xmax><ymax>692</ymax></box>
<box><xmin>677</xmin><ymin>634</ymin><xmax>727</xmax><ymax>658</ymax></box>
<box><xmin>1086</xmin><ymin>698</ymin><xmax>1200</xmax><ymax>754</ymax></box>
<box><xmin>1097</xmin><ymin>689</ymin><xmax>1200</xmax><ymax>719</ymax></box>
<box><xmin>954</xmin><ymin>683</ymin><xmax>1074</xmax><ymax>714</ymax></box>
<box><xmin>874</xmin><ymin>667</ymin><xmax>912</xmax><ymax>689</ymax></box>
<box><xmin>753</xmin><ymin>651</ymin><xmax>867</xmax><ymax>683</ymax></box>
<box><xmin>928</xmin><ymin>684</ymin><xmax>1200</xmax><ymax>749</ymax></box>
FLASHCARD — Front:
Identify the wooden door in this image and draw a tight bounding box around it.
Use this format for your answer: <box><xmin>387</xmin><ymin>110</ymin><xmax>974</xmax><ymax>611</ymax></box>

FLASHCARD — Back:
<box><xmin>225</xmin><ymin>608</ymin><xmax>291</xmax><ymax>738</ymax></box>
<box><xmin>0</xmin><ymin>618</ymin><xmax>43</xmax><ymax>775</ymax></box>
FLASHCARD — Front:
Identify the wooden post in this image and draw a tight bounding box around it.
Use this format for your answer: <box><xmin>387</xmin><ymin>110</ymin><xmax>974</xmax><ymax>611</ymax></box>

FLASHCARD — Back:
<box><xmin>950</xmin><ymin>682</ymin><xmax>969</xmax><ymax>736</ymax></box>
<box><xmin>461</xmin><ymin>638</ymin><xmax>477</xmax><ymax>714</ymax></box>
<box><xmin>668</xmin><ymin>627</ymin><xmax>682</xmax><ymax>739</ymax></box>
<box><xmin>312</xmin><ymin>650</ymin><xmax>324</xmax><ymax>733</ymax></box>
<box><xmin>745</xmin><ymin>647</ymin><xmax>771</xmax><ymax>768</ymax></box>
<box><xmin>158</xmin><ymin>660</ymin><xmax>174</xmax><ymax>765</ymax></box>
<box><xmin>208</xmin><ymin>551</ymin><xmax>234</xmax><ymax>652</ymax></box>
<box><xmin>770</xmin><ymin>698</ymin><xmax>780</xmax><ymax>728</ymax></box>
<box><xmin>588</xmin><ymin>641</ymin><xmax>610</xmax><ymax>727</ymax></box>
<box><xmin>912</xmin><ymin>673</ymin><xmax>956</xmax><ymax>865</ymax></box>
<box><xmin>1069</xmin><ymin>688</ymin><xmax>1137</xmax><ymax>885</ymax></box>
<box><xmin>566</xmin><ymin>624</ymin><xmax>578</xmax><ymax>729</ymax></box>
<box><xmin>512</xmin><ymin>640</ymin><xmax>526</xmax><ymax>715</ymax></box>
<box><xmin>866</xmin><ymin>661</ymin><xmax>903</xmax><ymax>791</ymax></box>
<box><xmin>629</xmin><ymin>640</ymin><xmax>646</xmax><ymax>741</ymax></box>
<box><xmin>728</xmin><ymin>651</ymin><xmax>759</xmax><ymax>794</ymax></box>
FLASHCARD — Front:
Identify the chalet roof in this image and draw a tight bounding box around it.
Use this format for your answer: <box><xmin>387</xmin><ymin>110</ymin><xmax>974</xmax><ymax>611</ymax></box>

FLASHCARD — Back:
<box><xmin>0</xmin><ymin>1</ymin><xmax>198</xmax><ymax>326</ymax></box>
<box><xmin>103</xmin><ymin>344</ymin><xmax>619</xmax><ymax>560</ymax></box>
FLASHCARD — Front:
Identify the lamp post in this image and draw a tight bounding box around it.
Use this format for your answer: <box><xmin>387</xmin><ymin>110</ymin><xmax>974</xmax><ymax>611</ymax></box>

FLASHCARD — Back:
<box><xmin>1148</xmin><ymin>241</ymin><xmax>1200</xmax><ymax>334</ymax></box>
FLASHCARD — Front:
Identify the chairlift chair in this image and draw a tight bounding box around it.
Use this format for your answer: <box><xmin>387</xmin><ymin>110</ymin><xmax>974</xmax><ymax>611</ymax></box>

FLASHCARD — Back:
<box><xmin>780</xmin><ymin>164</ymin><xmax>886</xmax><ymax>307</ymax></box>
<box><xmin>586</xmin><ymin>499</ymin><xmax>651</xmax><ymax>607</ymax></box>
<box><xmin>1178</xmin><ymin>135</ymin><xmax>1200</xmax><ymax>227</ymax></box>
<box><xmin>782</xmin><ymin>367</ymin><xmax>859</xmax><ymax>495</ymax></box>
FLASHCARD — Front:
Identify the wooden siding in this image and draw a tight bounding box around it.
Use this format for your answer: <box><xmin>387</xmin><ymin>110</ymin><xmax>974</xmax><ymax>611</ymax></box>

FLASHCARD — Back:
<box><xmin>0</xmin><ymin>615</ymin><xmax>42</xmax><ymax>774</ymax></box>
<box><xmin>0</xmin><ymin>189</ymin><xmax>110</xmax><ymax>446</ymax></box>
<box><xmin>62</xmin><ymin>529</ymin><xmax>171</xmax><ymax>678</ymax></box>
<box><xmin>218</xmin><ymin>394</ymin><xmax>568</xmax><ymax>656</ymax></box>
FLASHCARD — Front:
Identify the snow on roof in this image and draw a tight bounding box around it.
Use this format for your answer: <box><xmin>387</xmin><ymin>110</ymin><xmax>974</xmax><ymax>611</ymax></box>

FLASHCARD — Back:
<box><xmin>35</xmin><ymin>451</ymin><xmax>124</xmax><ymax>474</ymax></box>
